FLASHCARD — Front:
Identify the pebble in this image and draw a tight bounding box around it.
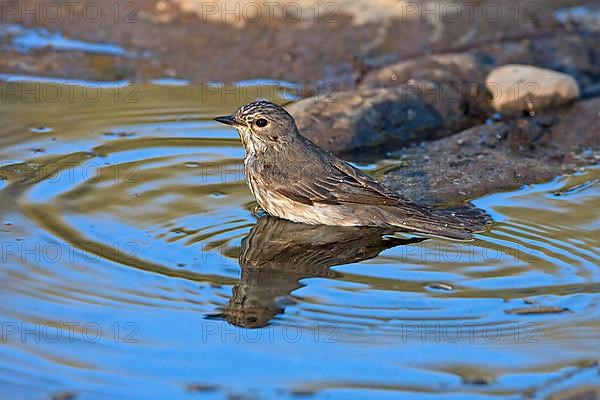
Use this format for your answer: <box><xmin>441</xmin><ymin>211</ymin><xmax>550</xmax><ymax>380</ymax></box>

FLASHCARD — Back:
<box><xmin>486</xmin><ymin>64</ymin><xmax>580</xmax><ymax>112</ymax></box>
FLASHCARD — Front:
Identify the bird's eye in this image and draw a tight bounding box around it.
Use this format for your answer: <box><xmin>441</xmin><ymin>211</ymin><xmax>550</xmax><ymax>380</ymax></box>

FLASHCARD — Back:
<box><xmin>255</xmin><ymin>118</ymin><xmax>269</xmax><ymax>128</ymax></box>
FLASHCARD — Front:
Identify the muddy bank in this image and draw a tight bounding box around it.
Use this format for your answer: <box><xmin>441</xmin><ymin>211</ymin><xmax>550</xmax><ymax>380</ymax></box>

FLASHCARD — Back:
<box><xmin>382</xmin><ymin>97</ymin><xmax>600</xmax><ymax>205</ymax></box>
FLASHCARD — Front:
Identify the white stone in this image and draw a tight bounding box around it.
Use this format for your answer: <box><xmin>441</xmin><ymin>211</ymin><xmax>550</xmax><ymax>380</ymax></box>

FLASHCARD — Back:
<box><xmin>485</xmin><ymin>64</ymin><xmax>580</xmax><ymax>112</ymax></box>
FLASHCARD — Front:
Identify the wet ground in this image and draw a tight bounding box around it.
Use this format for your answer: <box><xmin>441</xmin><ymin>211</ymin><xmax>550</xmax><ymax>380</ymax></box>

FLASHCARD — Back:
<box><xmin>0</xmin><ymin>81</ymin><xmax>598</xmax><ymax>399</ymax></box>
<box><xmin>2</xmin><ymin>0</ymin><xmax>599</xmax><ymax>90</ymax></box>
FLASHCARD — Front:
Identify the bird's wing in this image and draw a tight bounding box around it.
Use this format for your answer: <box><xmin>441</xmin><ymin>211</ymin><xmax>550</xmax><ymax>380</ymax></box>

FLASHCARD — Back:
<box><xmin>270</xmin><ymin>150</ymin><xmax>490</xmax><ymax>239</ymax></box>
<box><xmin>273</xmin><ymin>156</ymin><xmax>424</xmax><ymax>210</ymax></box>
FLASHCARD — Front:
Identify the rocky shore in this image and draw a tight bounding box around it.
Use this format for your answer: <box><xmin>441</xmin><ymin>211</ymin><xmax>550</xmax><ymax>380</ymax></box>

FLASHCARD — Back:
<box><xmin>287</xmin><ymin>23</ymin><xmax>600</xmax><ymax>203</ymax></box>
<box><xmin>384</xmin><ymin>97</ymin><xmax>600</xmax><ymax>204</ymax></box>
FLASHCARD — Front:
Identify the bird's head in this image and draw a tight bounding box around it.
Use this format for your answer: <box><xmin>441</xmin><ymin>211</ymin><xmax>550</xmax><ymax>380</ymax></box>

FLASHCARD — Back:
<box><xmin>215</xmin><ymin>100</ymin><xmax>298</xmax><ymax>153</ymax></box>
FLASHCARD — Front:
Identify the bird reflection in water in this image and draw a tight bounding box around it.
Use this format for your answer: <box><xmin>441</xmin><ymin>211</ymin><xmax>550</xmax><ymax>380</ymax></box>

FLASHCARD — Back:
<box><xmin>208</xmin><ymin>216</ymin><xmax>426</xmax><ymax>328</ymax></box>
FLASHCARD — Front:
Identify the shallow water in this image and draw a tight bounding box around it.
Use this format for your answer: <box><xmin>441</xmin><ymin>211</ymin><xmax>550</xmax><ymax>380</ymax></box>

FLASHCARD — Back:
<box><xmin>0</xmin><ymin>24</ymin><xmax>131</xmax><ymax>57</ymax></box>
<box><xmin>0</xmin><ymin>81</ymin><xmax>599</xmax><ymax>399</ymax></box>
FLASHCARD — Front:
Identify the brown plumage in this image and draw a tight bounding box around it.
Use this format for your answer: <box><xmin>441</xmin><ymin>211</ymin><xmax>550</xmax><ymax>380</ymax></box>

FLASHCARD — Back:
<box><xmin>215</xmin><ymin>101</ymin><xmax>491</xmax><ymax>240</ymax></box>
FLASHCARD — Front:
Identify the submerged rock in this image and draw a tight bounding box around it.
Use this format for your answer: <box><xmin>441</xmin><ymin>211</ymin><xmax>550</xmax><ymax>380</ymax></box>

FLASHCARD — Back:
<box><xmin>486</xmin><ymin>64</ymin><xmax>580</xmax><ymax>113</ymax></box>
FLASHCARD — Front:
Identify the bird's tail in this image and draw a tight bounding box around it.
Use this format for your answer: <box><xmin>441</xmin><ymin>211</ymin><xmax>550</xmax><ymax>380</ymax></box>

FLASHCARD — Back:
<box><xmin>393</xmin><ymin>204</ymin><xmax>492</xmax><ymax>240</ymax></box>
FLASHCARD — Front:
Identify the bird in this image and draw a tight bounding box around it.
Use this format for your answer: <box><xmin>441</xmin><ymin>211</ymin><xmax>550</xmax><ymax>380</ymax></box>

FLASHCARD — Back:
<box><xmin>215</xmin><ymin>100</ymin><xmax>491</xmax><ymax>240</ymax></box>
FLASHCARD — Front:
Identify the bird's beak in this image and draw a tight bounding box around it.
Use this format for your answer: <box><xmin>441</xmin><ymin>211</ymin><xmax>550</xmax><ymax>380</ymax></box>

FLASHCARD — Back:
<box><xmin>214</xmin><ymin>115</ymin><xmax>238</xmax><ymax>126</ymax></box>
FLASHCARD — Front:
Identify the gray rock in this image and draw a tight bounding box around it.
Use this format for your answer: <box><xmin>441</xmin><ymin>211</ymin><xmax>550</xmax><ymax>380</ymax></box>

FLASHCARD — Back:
<box><xmin>383</xmin><ymin>97</ymin><xmax>600</xmax><ymax>205</ymax></box>
<box><xmin>361</xmin><ymin>51</ymin><xmax>494</xmax><ymax>117</ymax></box>
<box><xmin>287</xmin><ymin>83</ymin><xmax>480</xmax><ymax>157</ymax></box>
<box><xmin>362</xmin><ymin>52</ymin><xmax>492</xmax><ymax>89</ymax></box>
<box><xmin>486</xmin><ymin>64</ymin><xmax>580</xmax><ymax>113</ymax></box>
